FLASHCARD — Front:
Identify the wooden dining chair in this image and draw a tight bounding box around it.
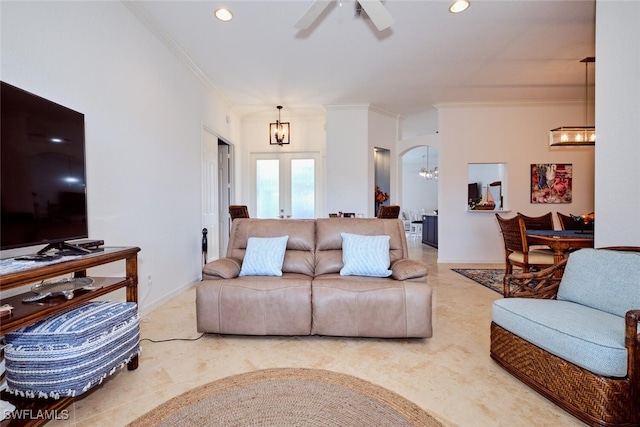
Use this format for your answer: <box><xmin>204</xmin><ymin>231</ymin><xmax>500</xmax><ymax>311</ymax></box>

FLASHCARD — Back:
<box><xmin>377</xmin><ymin>205</ymin><xmax>400</xmax><ymax>219</ymax></box>
<box><xmin>517</xmin><ymin>212</ymin><xmax>555</xmax><ymax>250</ymax></box>
<box><xmin>495</xmin><ymin>213</ymin><xmax>556</xmax><ymax>275</ymax></box>
<box><xmin>517</xmin><ymin>212</ymin><xmax>554</xmax><ymax>230</ymax></box>
<box><xmin>557</xmin><ymin>212</ymin><xmax>578</xmax><ymax>230</ymax></box>
<box><xmin>229</xmin><ymin>205</ymin><xmax>249</xmax><ymax>221</ymax></box>
<box><xmin>556</xmin><ymin>212</ymin><xmax>594</xmax><ymax>231</ymax></box>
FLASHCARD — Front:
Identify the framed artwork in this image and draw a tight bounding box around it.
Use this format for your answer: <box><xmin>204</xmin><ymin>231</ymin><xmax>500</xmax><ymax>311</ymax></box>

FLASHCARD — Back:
<box><xmin>531</xmin><ymin>163</ymin><xmax>572</xmax><ymax>204</ymax></box>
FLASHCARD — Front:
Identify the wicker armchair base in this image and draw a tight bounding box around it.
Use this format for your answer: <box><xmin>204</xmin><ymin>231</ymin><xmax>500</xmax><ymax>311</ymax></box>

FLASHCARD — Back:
<box><xmin>490</xmin><ymin>322</ymin><xmax>637</xmax><ymax>427</ymax></box>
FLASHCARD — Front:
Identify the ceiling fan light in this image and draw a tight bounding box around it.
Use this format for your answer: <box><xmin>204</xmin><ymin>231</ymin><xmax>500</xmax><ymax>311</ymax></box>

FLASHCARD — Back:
<box><xmin>449</xmin><ymin>0</ymin><xmax>470</xmax><ymax>13</ymax></box>
<box><xmin>214</xmin><ymin>8</ymin><xmax>233</xmax><ymax>22</ymax></box>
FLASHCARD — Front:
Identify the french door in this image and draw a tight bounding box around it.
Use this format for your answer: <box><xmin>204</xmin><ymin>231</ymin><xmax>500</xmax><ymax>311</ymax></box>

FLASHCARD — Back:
<box><xmin>250</xmin><ymin>152</ymin><xmax>319</xmax><ymax>219</ymax></box>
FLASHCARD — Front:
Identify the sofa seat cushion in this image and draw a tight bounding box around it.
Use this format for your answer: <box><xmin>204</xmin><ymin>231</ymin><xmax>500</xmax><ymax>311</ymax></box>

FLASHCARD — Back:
<box><xmin>311</xmin><ymin>274</ymin><xmax>432</xmax><ymax>338</ymax></box>
<box><xmin>507</xmin><ymin>249</ymin><xmax>555</xmax><ymax>265</ymax></box>
<box><xmin>196</xmin><ymin>274</ymin><xmax>312</xmax><ymax>336</ymax></box>
<box><xmin>492</xmin><ymin>298</ymin><xmax>628</xmax><ymax>377</ymax></box>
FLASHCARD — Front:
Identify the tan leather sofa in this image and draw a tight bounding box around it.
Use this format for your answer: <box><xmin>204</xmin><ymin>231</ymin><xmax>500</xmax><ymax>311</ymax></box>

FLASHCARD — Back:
<box><xmin>196</xmin><ymin>218</ymin><xmax>432</xmax><ymax>338</ymax></box>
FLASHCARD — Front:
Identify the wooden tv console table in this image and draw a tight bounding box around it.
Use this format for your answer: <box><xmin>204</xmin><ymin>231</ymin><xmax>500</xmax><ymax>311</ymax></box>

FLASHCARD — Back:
<box><xmin>0</xmin><ymin>246</ymin><xmax>140</xmax><ymax>427</ymax></box>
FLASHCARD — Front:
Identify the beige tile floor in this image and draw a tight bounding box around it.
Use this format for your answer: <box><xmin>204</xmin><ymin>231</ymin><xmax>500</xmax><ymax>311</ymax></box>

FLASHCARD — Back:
<box><xmin>51</xmin><ymin>240</ymin><xmax>586</xmax><ymax>427</ymax></box>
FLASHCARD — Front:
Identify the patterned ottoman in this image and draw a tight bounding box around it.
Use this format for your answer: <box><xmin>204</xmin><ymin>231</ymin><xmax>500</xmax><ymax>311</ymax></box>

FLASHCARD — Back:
<box><xmin>4</xmin><ymin>301</ymin><xmax>139</xmax><ymax>399</ymax></box>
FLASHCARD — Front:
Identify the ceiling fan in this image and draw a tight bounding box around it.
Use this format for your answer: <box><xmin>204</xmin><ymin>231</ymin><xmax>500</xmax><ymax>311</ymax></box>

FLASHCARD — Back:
<box><xmin>295</xmin><ymin>0</ymin><xmax>394</xmax><ymax>32</ymax></box>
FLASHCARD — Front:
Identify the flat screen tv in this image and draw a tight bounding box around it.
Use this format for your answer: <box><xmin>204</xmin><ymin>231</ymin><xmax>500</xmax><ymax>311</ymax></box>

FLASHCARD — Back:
<box><xmin>1</xmin><ymin>81</ymin><xmax>89</xmax><ymax>255</ymax></box>
<box><xmin>468</xmin><ymin>182</ymin><xmax>480</xmax><ymax>201</ymax></box>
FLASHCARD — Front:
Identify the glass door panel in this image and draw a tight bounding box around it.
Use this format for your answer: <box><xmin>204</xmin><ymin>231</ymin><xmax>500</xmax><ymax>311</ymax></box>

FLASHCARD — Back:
<box><xmin>256</xmin><ymin>159</ymin><xmax>280</xmax><ymax>218</ymax></box>
<box><xmin>251</xmin><ymin>152</ymin><xmax>319</xmax><ymax>219</ymax></box>
<box><xmin>291</xmin><ymin>158</ymin><xmax>315</xmax><ymax>219</ymax></box>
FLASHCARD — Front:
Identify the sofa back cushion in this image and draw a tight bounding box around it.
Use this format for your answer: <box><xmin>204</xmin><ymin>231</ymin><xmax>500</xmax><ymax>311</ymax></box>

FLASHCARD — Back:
<box><xmin>227</xmin><ymin>219</ymin><xmax>316</xmax><ymax>276</ymax></box>
<box><xmin>315</xmin><ymin>218</ymin><xmax>408</xmax><ymax>276</ymax></box>
<box><xmin>557</xmin><ymin>248</ymin><xmax>640</xmax><ymax>317</ymax></box>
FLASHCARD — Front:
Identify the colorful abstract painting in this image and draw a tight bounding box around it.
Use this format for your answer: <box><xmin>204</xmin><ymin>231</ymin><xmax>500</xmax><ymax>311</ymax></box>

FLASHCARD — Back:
<box><xmin>531</xmin><ymin>163</ymin><xmax>572</xmax><ymax>204</ymax></box>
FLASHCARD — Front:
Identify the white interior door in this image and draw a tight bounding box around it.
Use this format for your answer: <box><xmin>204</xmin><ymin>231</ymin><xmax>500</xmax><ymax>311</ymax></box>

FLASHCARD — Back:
<box><xmin>250</xmin><ymin>152</ymin><xmax>319</xmax><ymax>219</ymax></box>
<box><xmin>218</xmin><ymin>142</ymin><xmax>232</xmax><ymax>257</ymax></box>
<box><xmin>202</xmin><ymin>129</ymin><xmax>219</xmax><ymax>263</ymax></box>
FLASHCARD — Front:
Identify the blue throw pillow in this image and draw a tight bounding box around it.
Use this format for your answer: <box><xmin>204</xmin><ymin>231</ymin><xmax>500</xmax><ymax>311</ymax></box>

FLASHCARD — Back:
<box><xmin>239</xmin><ymin>236</ymin><xmax>289</xmax><ymax>276</ymax></box>
<box><xmin>340</xmin><ymin>233</ymin><xmax>392</xmax><ymax>277</ymax></box>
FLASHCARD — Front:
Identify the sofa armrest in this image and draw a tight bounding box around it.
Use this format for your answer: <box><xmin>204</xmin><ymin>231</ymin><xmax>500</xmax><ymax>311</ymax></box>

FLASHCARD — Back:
<box><xmin>626</xmin><ymin>309</ymin><xmax>640</xmax><ymax>409</ymax></box>
<box><xmin>390</xmin><ymin>259</ymin><xmax>428</xmax><ymax>281</ymax></box>
<box><xmin>202</xmin><ymin>257</ymin><xmax>242</xmax><ymax>280</ymax></box>
<box><xmin>503</xmin><ymin>258</ymin><xmax>567</xmax><ymax>299</ymax></box>
<box><xmin>626</xmin><ymin>309</ymin><xmax>640</xmax><ymax>350</ymax></box>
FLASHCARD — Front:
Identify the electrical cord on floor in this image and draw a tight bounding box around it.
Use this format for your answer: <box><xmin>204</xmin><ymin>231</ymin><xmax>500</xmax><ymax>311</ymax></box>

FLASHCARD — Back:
<box><xmin>140</xmin><ymin>333</ymin><xmax>205</xmax><ymax>343</ymax></box>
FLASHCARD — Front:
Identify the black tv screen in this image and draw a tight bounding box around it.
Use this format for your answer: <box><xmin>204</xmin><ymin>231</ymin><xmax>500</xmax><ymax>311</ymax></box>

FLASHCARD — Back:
<box><xmin>468</xmin><ymin>182</ymin><xmax>480</xmax><ymax>201</ymax></box>
<box><xmin>1</xmin><ymin>81</ymin><xmax>88</xmax><ymax>251</ymax></box>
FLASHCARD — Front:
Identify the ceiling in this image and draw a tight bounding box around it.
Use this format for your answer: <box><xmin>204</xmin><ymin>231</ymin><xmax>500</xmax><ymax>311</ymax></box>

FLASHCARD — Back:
<box><xmin>127</xmin><ymin>0</ymin><xmax>596</xmax><ymax>135</ymax></box>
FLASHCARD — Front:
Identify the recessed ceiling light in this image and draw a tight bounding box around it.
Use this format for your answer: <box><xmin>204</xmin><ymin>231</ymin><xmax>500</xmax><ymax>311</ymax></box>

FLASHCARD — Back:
<box><xmin>215</xmin><ymin>8</ymin><xmax>233</xmax><ymax>22</ymax></box>
<box><xmin>449</xmin><ymin>0</ymin><xmax>470</xmax><ymax>13</ymax></box>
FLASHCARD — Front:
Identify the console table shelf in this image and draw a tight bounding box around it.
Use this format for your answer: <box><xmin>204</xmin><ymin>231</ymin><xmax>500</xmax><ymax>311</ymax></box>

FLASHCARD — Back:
<box><xmin>0</xmin><ymin>246</ymin><xmax>140</xmax><ymax>427</ymax></box>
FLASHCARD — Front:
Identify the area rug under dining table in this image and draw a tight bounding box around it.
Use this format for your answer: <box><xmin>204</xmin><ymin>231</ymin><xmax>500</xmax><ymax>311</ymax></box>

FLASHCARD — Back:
<box><xmin>127</xmin><ymin>368</ymin><xmax>446</xmax><ymax>427</ymax></box>
<box><xmin>451</xmin><ymin>268</ymin><xmax>510</xmax><ymax>294</ymax></box>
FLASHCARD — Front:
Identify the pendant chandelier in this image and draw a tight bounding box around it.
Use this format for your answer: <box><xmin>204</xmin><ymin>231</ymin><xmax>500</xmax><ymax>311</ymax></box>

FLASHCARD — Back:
<box><xmin>550</xmin><ymin>57</ymin><xmax>596</xmax><ymax>146</ymax></box>
<box><xmin>269</xmin><ymin>105</ymin><xmax>290</xmax><ymax>146</ymax></box>
<box><xmin>418</xmin><ymin>147</ymin><xmax>438</xmax><ymax>180</ymax></box>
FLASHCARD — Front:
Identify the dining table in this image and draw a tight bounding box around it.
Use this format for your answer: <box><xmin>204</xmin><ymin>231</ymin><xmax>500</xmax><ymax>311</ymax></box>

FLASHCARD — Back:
<box><xmin>526</xmin><ymin>229</ymin><xmax>595</xmax><ymax>264</ymax></box>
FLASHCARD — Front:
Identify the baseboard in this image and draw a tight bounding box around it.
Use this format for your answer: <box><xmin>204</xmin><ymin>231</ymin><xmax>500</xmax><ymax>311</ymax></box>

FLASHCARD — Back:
<box><xmin>138</xmin><ymin>280</ymin><xmax>197</xmax><ymax>317</ymax></box>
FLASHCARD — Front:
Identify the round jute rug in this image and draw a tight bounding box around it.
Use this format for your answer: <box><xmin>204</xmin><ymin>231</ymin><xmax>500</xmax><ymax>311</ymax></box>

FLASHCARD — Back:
<box><xmin>127</xmin><ymin>368</ymin><xmax>445</xmax><ymax>427</ymax></box>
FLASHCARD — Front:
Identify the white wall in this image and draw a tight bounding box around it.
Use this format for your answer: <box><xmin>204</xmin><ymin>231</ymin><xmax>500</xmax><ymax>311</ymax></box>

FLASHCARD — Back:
<box><xmin>594</xmin><ymin>1</ymin><xmax>640</xmax><ymax>247</ymax></box>
<box><xmin>238</xmin><ymin>108</ymin><xmax>327</xmax><ymax>216</ymax></box>
<box><xmin>437</xmin><ymin>103</ymin><xmax>596</xmax><ymax>263</ymax></box>
<box><xmin>325</xmin><ymin>106</ymin><xmax>370</xmax><ymax>216</ymax></box>
<box><xmin>324</xmin><ymin>105</ymin><xmax>400</xmax><ymax>217</ymax></box>
<box><xmin>0</xmin><ymin>2</ymin><xmax>235</xmax><ymax>313</ymax></box>
<box><xmin>368</xmin><ymin>107</ymin><xmax>400</xmax><ymax>213</ymax></box>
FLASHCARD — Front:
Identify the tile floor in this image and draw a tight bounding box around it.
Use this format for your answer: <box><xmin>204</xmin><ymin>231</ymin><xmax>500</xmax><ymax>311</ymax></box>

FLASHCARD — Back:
<box><xmin>50</xmin><ymin>240</ymin><xmax>586</xmax><ymax>426</ymax></box>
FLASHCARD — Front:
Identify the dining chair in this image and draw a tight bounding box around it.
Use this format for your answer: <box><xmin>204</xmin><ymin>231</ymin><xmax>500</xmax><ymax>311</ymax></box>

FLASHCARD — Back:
<box><xmin>556</xmin><ymin>212</ymin><xmax>594</xmax><ymax>231</ymax></box>
<box><xmin>229</xmin><ymin>205</ymin><xmax>250</xmax><ymax>221</ymax></box>
<box><xmin>495</xmin><ymin>213</ymin><xmax>556</xmax><ymax>275</ymax></box>
<box><xmin>517</xmin><ymin>212</ymin><xmax>554</xmax><ymax>230</ymax></box>
<box><xmin>517</xmin><ymin>212</ymin><xmax>554</xmax><ymax>251</ymax></box>
<box><xmin>408</xmin><ymin>210</ymin><xmax>424</xmax><ymax>240</ymax></box>
<box><xmin>377</xmin><ymin>205</ymin><xmax>400</xmax><ymax>219</ymax></box>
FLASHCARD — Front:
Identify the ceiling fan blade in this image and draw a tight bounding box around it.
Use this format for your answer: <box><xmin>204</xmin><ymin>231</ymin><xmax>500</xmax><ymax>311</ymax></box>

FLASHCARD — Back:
<box><xmin>358</xmin><ymin>0</ymin><xmax>394</xmax><ymax>31</ymax></box>
<box><xmin>295</xmin><ymin>0</ymin><xmax>333</xmax><ymax>30</ymax></box>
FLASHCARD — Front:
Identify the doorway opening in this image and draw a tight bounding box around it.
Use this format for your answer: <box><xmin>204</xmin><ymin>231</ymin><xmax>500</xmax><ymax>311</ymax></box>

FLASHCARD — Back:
<box><xmin>202</xmin><ymin>127</ymin><xmax>233</xmax><ymax>264</ymax></box>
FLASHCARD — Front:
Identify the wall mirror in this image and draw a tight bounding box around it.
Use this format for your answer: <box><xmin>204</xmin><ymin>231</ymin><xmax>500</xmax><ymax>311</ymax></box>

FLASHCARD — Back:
<box><xmin>468</xmin><ymin>163</ymin><xmax>507</xmax><ymax>211</ymax></box>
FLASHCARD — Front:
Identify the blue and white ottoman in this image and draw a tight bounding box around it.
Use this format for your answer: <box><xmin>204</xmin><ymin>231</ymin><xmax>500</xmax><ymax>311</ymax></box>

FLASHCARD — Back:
<box><xmin>4</xmin><ymin>301</ymin><xmax>140</xmax><ymax>399</ymax></box>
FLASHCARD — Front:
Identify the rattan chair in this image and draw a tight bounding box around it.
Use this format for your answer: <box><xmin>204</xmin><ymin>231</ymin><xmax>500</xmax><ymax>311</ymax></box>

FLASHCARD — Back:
<box><xmin>495</xmin><ymin>213</ymin><xmax>555</xmax><ymax>274</ymax></box>
<box><xmin>517</xmin><ymin>212</ymin><xmax>554</xmax><ymax>230</ymax></box>
<box><xmin>229</xmin><ymin>205</ymin><xmax>249</xmax><ymax>221</ymax></box>
<box><xmin>377</xmin><ymin>205</ymin><xmax>400</xmax><ymax>219</ymax></box>
<box><xmin>491</xmin><ymin>246</ymin><xmax>640</xmax><ymax>427</ymax></box>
